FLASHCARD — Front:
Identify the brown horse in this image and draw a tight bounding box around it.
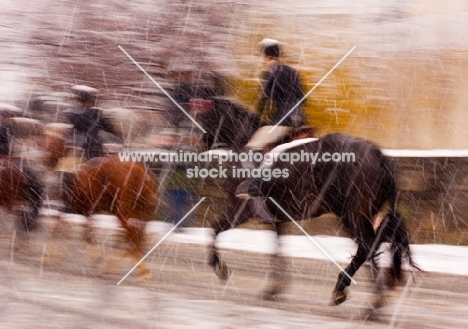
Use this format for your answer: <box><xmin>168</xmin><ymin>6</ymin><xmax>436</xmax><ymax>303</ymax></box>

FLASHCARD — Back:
<box><xmin>43</xmin><ymin>132</ymin><xmax>67</xmax><ymax>168</ymax></box>
<box><xmin>0</xmin><ymin>157</ymin><xmax>44</xmax><ymax>233</ymax></box>
<box><xmin>41</xmin><ymin>124</ymin><xmax>158</xmax><ymax>279</ymax></box>
<box><xmin>60</xmin><ymin>155</ymin><xmax>158</xmax><ymax>278</ymax></box>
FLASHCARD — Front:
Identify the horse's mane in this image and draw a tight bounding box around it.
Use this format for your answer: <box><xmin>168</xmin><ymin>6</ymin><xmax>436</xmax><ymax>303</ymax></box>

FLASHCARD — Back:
<box><xmin>196</xmin><ymin>97</ymin><xmax>260</xmax><ymax>151</ymax></box>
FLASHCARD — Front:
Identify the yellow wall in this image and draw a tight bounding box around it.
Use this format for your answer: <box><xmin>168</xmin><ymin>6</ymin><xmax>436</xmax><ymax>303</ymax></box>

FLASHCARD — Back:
<box><xmin>225</xmin><ymin>2</ymin><xmax>468</xmax><ymax>149</ymax></box>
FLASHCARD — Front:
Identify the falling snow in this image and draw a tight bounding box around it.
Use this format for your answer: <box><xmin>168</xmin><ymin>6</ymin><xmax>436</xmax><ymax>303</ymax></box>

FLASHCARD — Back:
<box><xmin>1</xmin><ymin>0</ymin><xmax>468</xmax><ymax>328</ymax></box>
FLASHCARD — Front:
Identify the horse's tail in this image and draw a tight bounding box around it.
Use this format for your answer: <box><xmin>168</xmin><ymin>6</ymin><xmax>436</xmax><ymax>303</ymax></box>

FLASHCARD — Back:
<box><xmin>20</xmin><ymin>166</ymin><xmax>44</xmax><ymax>231</ymax></box>
<box><xmin>377</xmin><ymin>151</ymin><xmax>421</xmax><ymax>288</ymax></box>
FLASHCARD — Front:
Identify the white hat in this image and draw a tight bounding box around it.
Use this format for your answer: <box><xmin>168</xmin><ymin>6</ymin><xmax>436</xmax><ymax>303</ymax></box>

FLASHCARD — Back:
<box><xmin>258</xmin><ymin>38</ymin><xmax>281</xmax><ymax>47</ymax></box>
<box><xmin>71</xmin><ymin>85</ymin><xmax>99</xmax><ymax>102</ymax></box>
<box><xmin>258</xmin><ymin>38</ymin><xmax>282</xmax><ymax>57</ymax></box>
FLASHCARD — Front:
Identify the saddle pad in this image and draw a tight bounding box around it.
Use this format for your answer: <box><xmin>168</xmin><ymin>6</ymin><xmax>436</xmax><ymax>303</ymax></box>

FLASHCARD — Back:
<box><xmin>260</xmin><ymin>137</ymin><xmax>318</xmax><ymax>169</ymax></box>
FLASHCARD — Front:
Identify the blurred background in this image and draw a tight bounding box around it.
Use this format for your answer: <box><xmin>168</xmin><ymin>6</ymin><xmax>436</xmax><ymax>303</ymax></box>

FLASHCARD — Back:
<box><xmin>2</xmin><ymin>0</ymin><xmax>468</xmax><ymax>149</ymax></box>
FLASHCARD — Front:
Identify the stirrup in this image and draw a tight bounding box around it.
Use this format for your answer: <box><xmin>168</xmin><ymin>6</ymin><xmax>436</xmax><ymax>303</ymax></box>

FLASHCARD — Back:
<box><xmin>235</xmin><ymin>179</ymin><xmax>262</xmax><ymax>199</ymax></box>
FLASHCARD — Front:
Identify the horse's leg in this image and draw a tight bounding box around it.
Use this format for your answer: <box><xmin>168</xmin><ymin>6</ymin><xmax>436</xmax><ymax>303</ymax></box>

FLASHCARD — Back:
<box><xmin>208</xmin><ymin>198</ymin><xmax>251</xmax><ymax>281</ymax></box>
<box><xmin>367</xmin><ymin>222</ymin><xmax>393</xmax><ymax>312</ymax></box>
<box><xmin>332</xmin><ymin>217</ymin><xmax>377</xmax><ymax>306</ymax></box>
<box><xmin>84</xmin><ymin>215</ymin><xmax>102</xmax><ymax>261</ymax></box>
<box><xmin>123</xmin><ymin>217</ymin><xmax>151</xmax><ymax>279</ymax></box>
<box><xmin>367</xmin><ymin>209</ymin><xmax>419</xmax><ymax>313</ymax></box>
<box><xmin>39</xmin><ymin>210</ymin><xmax>66</xmax><ymax>263</ymax></box>
<box><xmin>208</xmin><ymin>215</ymin><xmax>235</xmax><ymax>281</ymax></box>
<box><xmin>369</xmin><ymin>266</ymin><xmax>387</xmax><ymax>314</ymax></box>
<box><xmin>263</xmin><ymin>222</ymin><xmax>289</xmax><ymax>301</ymax></box>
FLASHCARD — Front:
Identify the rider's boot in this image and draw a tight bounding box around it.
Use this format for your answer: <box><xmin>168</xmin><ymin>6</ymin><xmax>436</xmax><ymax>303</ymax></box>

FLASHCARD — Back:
<box><xmin>235</xmin><ymin>148</ymin><xmax>277</xmax><ymax>224</ymax></box>
<box><xmin>235</xmin><ymin>147</ymin><xmax>263</xmax><ymax>199</ymax></box>
<box><xmin>235</xmin><ymin>178</ymin><xmax>262</xmax><ymax>199</ymax></box>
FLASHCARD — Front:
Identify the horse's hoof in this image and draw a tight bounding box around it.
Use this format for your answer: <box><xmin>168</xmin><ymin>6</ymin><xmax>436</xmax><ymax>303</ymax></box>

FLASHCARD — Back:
<box><xmin>372</xmin><ymin>294</ymin><xmax>386</xmax><ymax>310</ymax></box>
<box><xmin>364</xmin><ymin>304</ymin><xmax>385</xmax><ymax>322</ymax></box>
<box><xmin>138</xmin><ymin>267</ymin><xmax>152</xmax><ymax>280</ymax></box>
<box><xmin>214</xmin><ymin>262</ymin><xmax>231</xmax><ymax>281</ymax></box>
<box><xmin>330</xmin><ymin>289</ymin><xmax>348</xmax><ymax>306</ymax></box>
<box><xmin>262</xmin><ymin>287</ymin><xmax>282</xmax><ymax>301</ymax></box>
<box><xmin>86</xmin><ymin>245</ymin><xmax>102</xmax><ymax>261</ymax></box>
<box><xmin>15</xmin><ymin>241</ymin><xmax>30</xmax><ymax>254</ymax></box>
<box><xmin>99</xmin><ymin>261</ymin><xmax>116</xmax><ymax>275</ymax></box>
<box><xmin>262</xmin><ymin>292</ymin><xmax>279</xmax><ymax>302</ymax></box>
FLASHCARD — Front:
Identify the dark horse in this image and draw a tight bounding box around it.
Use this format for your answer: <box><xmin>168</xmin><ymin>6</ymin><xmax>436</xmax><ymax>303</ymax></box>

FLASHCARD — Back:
<box><xmin>0</xmin><ymin>157</ymin><xmax>44</xmax><ymax>233</ymax></box>
<box><xmin>193</xmin><ymin>97</ymin><xmax>419</xmax><ymax>309</ymax></box>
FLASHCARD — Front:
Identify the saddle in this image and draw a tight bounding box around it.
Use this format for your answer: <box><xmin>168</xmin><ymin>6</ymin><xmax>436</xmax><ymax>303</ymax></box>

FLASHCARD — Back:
<box><xmin>263</xmin><ymin>125</ymin><xmax>317</xmax><ymax>153</ymax></box>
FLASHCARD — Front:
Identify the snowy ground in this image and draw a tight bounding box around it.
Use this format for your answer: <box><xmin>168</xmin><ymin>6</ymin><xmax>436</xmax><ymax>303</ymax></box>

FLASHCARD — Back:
<box><xmin>57</xmin><ymin>213</ymin><xmax>468</xmax><ymax>277</ymax></box>
<box><xmin>2</xmin><ymin>212</ymin><xmax>468</xmax><ymax>329</ymax></box>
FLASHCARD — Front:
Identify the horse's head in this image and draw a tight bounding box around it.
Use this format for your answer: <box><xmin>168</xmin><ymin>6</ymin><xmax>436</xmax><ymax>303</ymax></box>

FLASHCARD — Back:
<box><xmin>191</xmin><ymin>97</ymin><xmax>261</xmax><ymax>151</ymax></box>
<box><xmin>169</xmin><ymin>70</ymin><xmax>260</xmax><ymax>151</ymax></box>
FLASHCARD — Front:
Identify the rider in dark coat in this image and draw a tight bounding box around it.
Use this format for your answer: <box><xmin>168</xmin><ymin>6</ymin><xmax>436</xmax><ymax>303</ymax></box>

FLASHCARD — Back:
<box><xmin>259</xmin><ymin>51</ymin><xmax>306</xmax><ymax>127</ymax></box>
<box><xmin>67</xmin><ymin>85</ymin><xmax>120</xmax><ymax>159</ymax></box>
<box><xmin>246</xmin><ymin>39</ymin><xmax>307</xmax><ymax>151</ymax></box>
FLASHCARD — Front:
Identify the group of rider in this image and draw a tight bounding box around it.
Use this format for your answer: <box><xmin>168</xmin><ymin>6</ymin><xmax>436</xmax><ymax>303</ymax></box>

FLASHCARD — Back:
<box><xmin>81</xmin><ymin>38</ymin><xmax>306</xmax><ymax>158</ymax></box>
<box><xmin>0</xmin><ymin>85</ymin><xmax>119</xmax><ymax>161</ymax></box>
<box><xmin>0</xmin><ymin>38</ymin><xmax>308</xmax><ymax>171</ymax></box>
<box><xmin>0</xmin><ymin>38</ymin><xmax>308</xmax><ymax>228</ymax></box>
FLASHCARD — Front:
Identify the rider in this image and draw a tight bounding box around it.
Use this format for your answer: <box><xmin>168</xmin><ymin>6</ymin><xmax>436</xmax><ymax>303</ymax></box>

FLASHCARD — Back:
<box><xmin>59</xmin><ymin>85</ymin><xmax>121</xmax><ymax>213</ymax></box>
<box><xmin>235</xmin><ymin>39</ymin><xmax>308</xmax><ymax>211</ymax></box>
<box><xmin>245</xmin><ymin>38</ymin><xmax>307</xmax><ymax>154</ymax></box>
<box><xmin>67</xmin><ymin>85</ymin><xmax>120</xmax><ymax>159</ymax></box>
